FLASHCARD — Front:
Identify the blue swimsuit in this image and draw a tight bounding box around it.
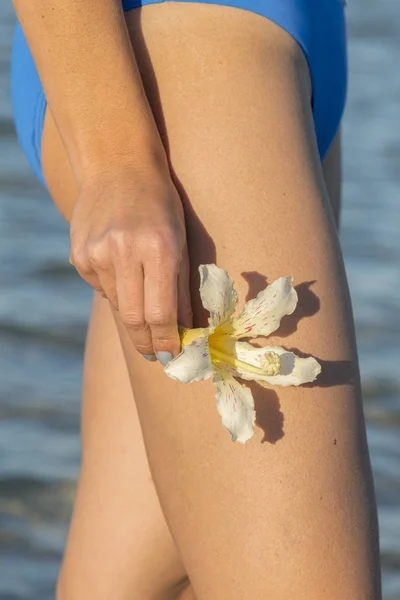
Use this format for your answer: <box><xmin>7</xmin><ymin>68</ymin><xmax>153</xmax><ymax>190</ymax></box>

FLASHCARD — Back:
<box><xmin>11</xmin><ymin>0</ymin><xmax>347</xmax><ymax>188</ymax></box>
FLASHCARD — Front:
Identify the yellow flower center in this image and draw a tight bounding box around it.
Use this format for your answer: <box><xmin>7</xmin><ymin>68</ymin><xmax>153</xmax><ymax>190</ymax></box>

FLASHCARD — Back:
<box><xmin>179</xmin><ymin>326</ymin><xmax>206</xmax><ymax>346</ymax></box>
<box><xmin>179</xmin><ymin>327</ymin><xmax>280</xmax><ymax>377</ymax></box>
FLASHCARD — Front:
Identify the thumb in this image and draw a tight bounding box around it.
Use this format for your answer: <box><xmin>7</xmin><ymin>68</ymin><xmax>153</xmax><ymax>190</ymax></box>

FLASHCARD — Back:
<box><xmin>177</xmin><ymin>248</ymin><xmax>193</xmax><ymax>329</ymax></box>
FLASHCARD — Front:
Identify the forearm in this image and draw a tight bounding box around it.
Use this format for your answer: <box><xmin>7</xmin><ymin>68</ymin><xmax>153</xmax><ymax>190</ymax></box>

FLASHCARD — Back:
<box><xmin>13</xmin><ymin>0</ymin><xmax>167</xmax><ymax>182</ymax></box>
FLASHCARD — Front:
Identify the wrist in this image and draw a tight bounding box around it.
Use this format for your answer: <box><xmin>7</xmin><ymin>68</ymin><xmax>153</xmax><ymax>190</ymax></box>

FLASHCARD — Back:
<box><xmin>76</xmin><ymin>139</ymin><xmax>170</xmax><ymax>188</ymax></box>
<box><xmin>77</xmin><ymin>144</ymin><xmax>173</xmax><ymax>192</ymax></box>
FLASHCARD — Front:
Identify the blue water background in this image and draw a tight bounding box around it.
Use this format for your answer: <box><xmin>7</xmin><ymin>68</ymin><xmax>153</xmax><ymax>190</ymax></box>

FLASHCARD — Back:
<box><xmin>0</xmin><ymin>0</ymin><xmax>399</xmax><ymax>597</ymax></box>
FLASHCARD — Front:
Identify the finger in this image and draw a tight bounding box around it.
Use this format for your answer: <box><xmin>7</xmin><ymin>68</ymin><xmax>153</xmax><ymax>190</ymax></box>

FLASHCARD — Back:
<box><xmin>177</xmin><ymin>248</ymin><xmax>193</xmax><ymax>329</ymax></box>
<box><xmin>115</xmin><ymin>259</ymin><xmax>155</xmax><ymax>359</ymax></box>
<box><xmin>86</xmin><ymin>240</ymin><xmax>119</xmax><ymax>309</ymax></box>
<box><xmin>96</xmin><ymin>267</ymin><xmax>119</xmax><ymax>311</ymax></box>
<box><xmin>144</xmin><ymin>259</ymin><xmax>181</xmax><ymax>365</ymax></box>
<box><xmin>69</xmin><ymin>251</ymin><xmax>102</xmax><ymax>291</ymax></box>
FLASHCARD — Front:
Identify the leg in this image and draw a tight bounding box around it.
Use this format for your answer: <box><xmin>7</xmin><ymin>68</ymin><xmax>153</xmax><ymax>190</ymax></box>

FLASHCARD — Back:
<box><xmin>120</xmin><ymin>5</ymin><xmax>381</xmax><ymax>599</ymax></box>
<box><xmin>46</xmin><ymin>67</ymin><xmax>342</xmax><ymax>600</ymax></box>
<box><xmin>52</xmin><ymin>129</ymin><xmax>343</xmax><ymax>600</ymax></box>
<box><xmin>57</xmin><ymin>294</ymin><xmax>190</xmax><ymax>599</ymax></box>
<box><xmin>49</xmin><ymin>121</ymin><xmax>343</xmax><ymax>600</ymax></box>
<box><xmin>42</xmin><ymin>4</ymin><xmax>380</xmax><ymax>599</ymax></box>
<box><xmin>44</xmin><ymin>119</ymin><xmax>190</xmax><ymax>600</ymax></box>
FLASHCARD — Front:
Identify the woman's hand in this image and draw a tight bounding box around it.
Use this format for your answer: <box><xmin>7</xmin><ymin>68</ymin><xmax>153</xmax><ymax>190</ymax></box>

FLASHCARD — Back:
<box><xmin>69</xmin><ymin>164</ymin><xmax>193</xmax><ymax>364</ymax></box>
<box><xmin>14</xmin><ymin>0</ymin><xmax>194</xmax><ymax>365</ymax></box>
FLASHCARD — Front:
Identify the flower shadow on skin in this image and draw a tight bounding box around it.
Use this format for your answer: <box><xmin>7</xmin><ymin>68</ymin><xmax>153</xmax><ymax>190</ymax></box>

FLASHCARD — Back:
<box><xmin>244</xmin><ymin>354</ymin><xmax>355</xmax><ymax>445</ymax></box>
<box><xmin>240</xmin><ymin>272</ymin><xmax>354</xmax><ymax>442</ymax></box>
<box><xmin>233</xmin><ymin>271</ymin><xmax>315</xmax><ymax>444</ymax></box>
<box><xmin>241</xmin><ymin>271</ymin><xmax>320</xmax><ymax>337</ymax></box>
<box><xmin>248</xmin><ymin>381</ymin><xmax>284</xmax><ymax>444</ymax></box>
<box><xmin>286</xmin><ymin>349</ymin><xmax>357</xmax><ymax>389</ymax></box>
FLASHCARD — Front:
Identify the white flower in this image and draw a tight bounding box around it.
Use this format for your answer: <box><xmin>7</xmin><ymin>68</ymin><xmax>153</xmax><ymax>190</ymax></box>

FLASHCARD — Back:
<box><xmin>164</xmin><ymin>264</ymin><xmax>321</xmax><ymax>444</ymax></box>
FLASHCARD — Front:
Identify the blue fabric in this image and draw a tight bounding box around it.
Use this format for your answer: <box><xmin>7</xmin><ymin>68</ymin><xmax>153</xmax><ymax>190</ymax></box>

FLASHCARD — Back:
<box><xmin>11</xmin><ymin>0</ymin><xmax>346</xmax><ymax>187</ymax></box>
<box><xmin>11</xmin><ymin>23</ymin><xmax>47</xmax><ymax>186</ymax></box>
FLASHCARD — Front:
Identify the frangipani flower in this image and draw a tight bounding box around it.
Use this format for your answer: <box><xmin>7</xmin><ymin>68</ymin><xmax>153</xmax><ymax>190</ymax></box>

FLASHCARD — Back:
<box><xmin>164</xmin><ymin>264</ymin><xmax>321</xmax><ymax>444</ymax></box>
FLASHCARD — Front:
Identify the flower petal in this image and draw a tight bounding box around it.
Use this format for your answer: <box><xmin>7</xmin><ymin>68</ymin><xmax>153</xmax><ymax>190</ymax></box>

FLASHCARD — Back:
<box><xmin>226</xmin><ymin>341</ymin><xmax>321</xmax><ymax>386</ymax></box>
<box><xmin>225</xmin><ymin>276</ymin><xmax>298</xmax><ymax>338</ymax></box>
<box><xmin>213</xmin><ymin>370</ymin><xmax>255</xmax><ymax>443</ymax></box>
<box><xmin>164</xmin><ymin>335</ymin><xmax>214</xmax><ymax>384</ymax></box>
<box><xmin>199</xmin><ymin>264</ymin><xmax>238</xmax><ymax>328</ymax></box>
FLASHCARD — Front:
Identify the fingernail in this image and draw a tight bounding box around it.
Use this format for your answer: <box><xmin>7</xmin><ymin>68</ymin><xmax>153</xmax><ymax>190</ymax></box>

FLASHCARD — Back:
<box><xmin>157</xmin><ymin>351</ymin><xmax>173</xmax><ymax>366</ymax></box>
<box><xmin>143</xmin><ymin>354</ymin><xmax>157</xmax><ymax>362</ymax></box>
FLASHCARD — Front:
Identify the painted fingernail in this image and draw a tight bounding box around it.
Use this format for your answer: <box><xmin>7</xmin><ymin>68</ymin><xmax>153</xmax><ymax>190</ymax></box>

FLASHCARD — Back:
<box><xmin>143</xmin><ymin>354</ymin><xmax>157</xmax><ymax>362</ymax></box>
<box><xmin>157</xmin><ymin>351</ymin><xmax>173</xmax><ymax>366</ymax></box>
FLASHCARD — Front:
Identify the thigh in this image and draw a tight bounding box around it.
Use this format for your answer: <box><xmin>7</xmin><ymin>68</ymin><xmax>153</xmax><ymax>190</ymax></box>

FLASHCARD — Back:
<box><xmin>118</xmin><ymin>4</ymin><xmax>379</xmax><ymax>599</ymax></box>
<box><xmin>57</xmin><ymin>290</ymin><xmax>189</xmax><ymax>599</ymax></box>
